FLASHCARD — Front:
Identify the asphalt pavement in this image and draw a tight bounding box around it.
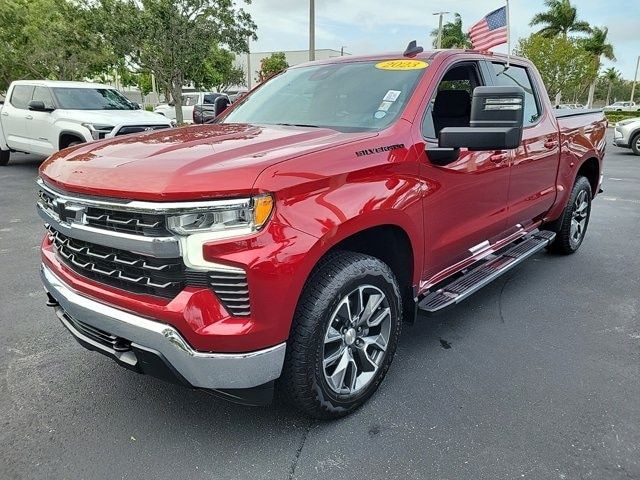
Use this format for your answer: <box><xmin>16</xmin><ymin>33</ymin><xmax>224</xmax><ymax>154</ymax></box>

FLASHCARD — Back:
<box><xmin>1</xmin><ymin>131</ymin><xmax>639</xmax><ymax>479</ymax></box>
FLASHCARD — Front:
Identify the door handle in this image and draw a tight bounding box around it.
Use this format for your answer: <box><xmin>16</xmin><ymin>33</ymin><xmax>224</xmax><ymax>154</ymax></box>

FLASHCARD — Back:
<box><xmin>25</xmin><ymin>115</ymin><xmax>33</xmax><ymax>120</ymax></box>
<box><xmin>1</xmin><ymin>112</ymin><xmax>8</xmax><ymax>116</ymax></box>
<box><xmin>544</xmin><ymin>139</ymin><xmax>558</xmax><ymax>149</ymax></box>
<box><xmin>489</xmin><ymin>152</ymin><xmax>509</xmax><ymax>163</ymax></box>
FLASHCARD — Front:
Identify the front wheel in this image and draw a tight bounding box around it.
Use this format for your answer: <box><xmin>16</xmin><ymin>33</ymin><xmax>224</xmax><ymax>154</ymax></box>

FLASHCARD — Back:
<box><xmin>0</xmin><ymin>149</ymin><xmax>9</xmax><ymax>166</ymax></box>
<box><xmin>631</xmin><ymin>132</ymin><xmax>640</xmax><ymax>156</ymax></box>
<box><xmin>279</xmin><ymin>251</ymin><xmax>402</xmax><ymax>419</ymax></box>
<box><xmin>549</xmin><ymin>176</ymin><xmax>592</xmax><ymax>254</ymax></box>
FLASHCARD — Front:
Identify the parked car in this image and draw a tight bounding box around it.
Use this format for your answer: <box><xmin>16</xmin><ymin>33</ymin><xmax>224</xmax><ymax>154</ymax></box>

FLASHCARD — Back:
<box><xmin>613</xmin><ymin>117</ymin><xmax>640</xmax><ymax>155</ymax></box>
<box><xmin>37</xmin><ymin>48</ymin><xmax>606</xmax><ymax>419</ymax></box>
<box><xmin>603</xmin><ymin>101</ymin><xmax>639</xmax><ymax>112</ymax></box>
<box><xmin>154</xmin><ymin>92</ymin><xmax>223</xmax><ymax>123</ymax></box>
<box><xmin>0</xmin><ymin>80</ymin><xmax>172</xmax><ymax>166</ymax></box>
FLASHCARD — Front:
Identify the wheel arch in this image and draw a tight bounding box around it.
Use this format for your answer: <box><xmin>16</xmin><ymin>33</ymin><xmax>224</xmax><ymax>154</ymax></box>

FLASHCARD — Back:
<box><xmin>58</xmin><ymin>130</ymin><xmax>85</xmax><ymax>150</ymax></box>
<box><xmin>293</xmin><ymin>221</ymin><xmax>420</xmax><ymax>328</ymax></box>
<box><xmin>576</xmin><ymin>156</ymin><xmax>600</xmax><ymax>197</ymax></box>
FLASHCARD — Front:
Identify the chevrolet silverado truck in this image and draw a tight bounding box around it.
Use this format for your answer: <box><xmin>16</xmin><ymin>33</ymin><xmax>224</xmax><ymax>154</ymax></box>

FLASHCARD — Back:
<box><xmin>37</xmin><ymin>47</ymin><xmax>606</xmax><ymax>419</ymax></box>
<box><xmin>0</xmin><ymin>80</ymin><xmax>172</xmax><ymax>166</ymax></box>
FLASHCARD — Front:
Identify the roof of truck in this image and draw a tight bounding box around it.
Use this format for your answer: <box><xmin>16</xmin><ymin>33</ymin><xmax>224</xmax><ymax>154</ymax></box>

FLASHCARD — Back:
<box><xmin>11</xmin><ymin>80</ymin><xmax>110</xmax><ymax>89</ymax></box>
<box><xmin>292</xmin><ymin>49</ymin><xmax>522</xmax><ymax>68</ymax></box>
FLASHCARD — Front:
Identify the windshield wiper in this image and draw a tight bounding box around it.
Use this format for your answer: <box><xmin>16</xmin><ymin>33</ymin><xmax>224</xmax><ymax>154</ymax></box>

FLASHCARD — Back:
<box><xmin>275</xmin><ymin>123</ymin><xmax>321</xmax><ymax>128</ymax></box>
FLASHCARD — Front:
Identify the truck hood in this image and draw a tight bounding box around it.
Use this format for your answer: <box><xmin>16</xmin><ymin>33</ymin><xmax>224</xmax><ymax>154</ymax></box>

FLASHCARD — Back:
<box><xmin>40</xmin><ymin>123</ymin><xmax>377</xmax><ymax>200</ymax></box>
<box><xmin>57</xmin><ymin>109</ymin><xmax>171</xmax><ymax>126</ymax></box>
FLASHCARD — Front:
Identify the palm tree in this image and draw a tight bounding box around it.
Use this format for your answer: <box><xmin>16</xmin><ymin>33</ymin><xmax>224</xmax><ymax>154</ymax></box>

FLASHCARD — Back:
<box><xmin>602</xmin><ymin>67</ymin><xmax>621</xmax><ymax>106</ymax></box>
<box><xmin>584</xmin><ymin>27</ymin><xmax>616</xmax><ymax>108</ymax></box>
<box><xmin>530</xmin><ymin>0</ymin><xmax>591</xmax><ymax>37</ymax></box>
<box><xmin>431</xmin><ymin>13</ymin><xmax>472</xmax><ymax>49</ymax></box>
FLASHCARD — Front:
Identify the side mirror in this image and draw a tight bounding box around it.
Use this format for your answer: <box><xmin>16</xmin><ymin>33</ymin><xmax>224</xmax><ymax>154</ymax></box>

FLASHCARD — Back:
<box><xmin>438</xmin><ymin>86</ymin><xmax>525</xmax><ymax>151</ymax></box>
<box><xmin>214</xmin><ymin>96</ymin><xmax>230</xmax><ymax>117</ymax></box>
<box><xmin>28</xmin><ymin>100</ymin><xmax>53</xmax><ymax>112</ymax></box>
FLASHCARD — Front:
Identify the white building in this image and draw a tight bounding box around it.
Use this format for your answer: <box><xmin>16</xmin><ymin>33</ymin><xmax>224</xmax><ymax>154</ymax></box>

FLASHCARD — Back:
<box><xmin>234</xmin><ymin>49</ymin><xmax>349</xmax><ymax>88</ymax></box>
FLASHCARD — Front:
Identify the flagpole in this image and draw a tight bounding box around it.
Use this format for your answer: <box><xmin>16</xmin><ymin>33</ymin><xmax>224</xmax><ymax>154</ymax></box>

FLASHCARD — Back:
<box><xmin>506</xmin><ymin>0</ymin><xmax>511</xmax><ymax>68</ymax></box>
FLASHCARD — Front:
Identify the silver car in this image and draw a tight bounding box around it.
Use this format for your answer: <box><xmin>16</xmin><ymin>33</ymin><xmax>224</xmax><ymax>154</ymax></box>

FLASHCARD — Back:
<box><xmin>613</xmin><ymin>117</ymin><xmax>640</xmax><ymax>155</ymax></box>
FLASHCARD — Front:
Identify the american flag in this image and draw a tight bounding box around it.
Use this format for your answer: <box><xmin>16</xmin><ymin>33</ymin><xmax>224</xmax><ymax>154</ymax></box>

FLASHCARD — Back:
<box><xmin>469</xmin><ymin>6</ymin><xmax>508</xmax><ymax>51</ymax></box>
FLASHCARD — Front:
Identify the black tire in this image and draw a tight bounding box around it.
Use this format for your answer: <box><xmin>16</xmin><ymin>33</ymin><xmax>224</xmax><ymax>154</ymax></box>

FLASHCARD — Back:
<box><xmin>630</xmin><ymin>132</ymin><xmax>640</xmax><ymax>156</ymax></box>
<box><xmin>279</xmin><ymin>251</ymin><xmax>402</xmax><ymax>419</ymax></box>
<box><xmin>549</xmin><ymin>176</ymin><xmax>592</xmax><ymax>255</ymax></box>
<box><xmin>0</xmin><ymin>149</ymin><xmax>9</xmax><ymax>166</ymax></box>
<box><xmin>67</xmin><ymin>140</ymin><xmax>82</xmax><ymax>148</ymax></box>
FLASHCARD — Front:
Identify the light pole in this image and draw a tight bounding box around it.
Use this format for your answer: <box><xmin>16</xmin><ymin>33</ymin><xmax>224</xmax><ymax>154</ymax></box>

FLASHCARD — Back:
<box><xmin>631</xmin><ymin>55</ymin><xmax>640</xmax><ymax>103</ymax></box>
<box><xmin>246</xmin><ymin>34</ymin><xmax>252</xmax><ymax>89</ymax></box>
<box><xmin>433</xmin><ymin>11</ymin><xmax>450</xmax><ymax>49</ymax></box>
<box><xmin>309</xmin><ymin>0</ymin><xmax>315</xmax><ymax>61</ymax></box>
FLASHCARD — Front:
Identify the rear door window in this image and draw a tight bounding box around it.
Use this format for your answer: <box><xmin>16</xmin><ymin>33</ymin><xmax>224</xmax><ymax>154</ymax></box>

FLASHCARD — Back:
<box><xmin>491</xmin><ymin>63</ymin><xmax>541</xmax><ymax>125</ymax></box>
<box><xmin>10</xmin><ymin>85</ymin><xmax>35</xmax><ymax>109</ymax></box>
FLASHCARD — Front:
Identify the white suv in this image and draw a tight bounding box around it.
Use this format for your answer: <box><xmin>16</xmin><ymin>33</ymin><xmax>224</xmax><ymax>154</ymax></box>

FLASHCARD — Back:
<box><xmin>613</xmin><ymin>117</ymin><xmax>640</xmax><ymax>155</ymax></box>
<box><xmin>0</xmin><ymin>80</ymin><xmax>172</xmax><ymax>166</ymax></box>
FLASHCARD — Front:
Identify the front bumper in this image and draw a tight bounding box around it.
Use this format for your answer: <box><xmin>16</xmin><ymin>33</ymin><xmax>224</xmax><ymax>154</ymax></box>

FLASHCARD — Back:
<box><xmin>41</xmin><ymin>264</ymin><xmax>286</xmax><ymax>392</ymax></box>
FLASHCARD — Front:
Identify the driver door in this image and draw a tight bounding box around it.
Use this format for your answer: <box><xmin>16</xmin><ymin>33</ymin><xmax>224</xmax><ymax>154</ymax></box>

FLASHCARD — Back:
<box><xmin>25</xmin><ymin>86</ymin><xmax>57</xmax><ymax>156</ymax></box>
<box><xmin>418</xmin><ymin>60</ymin><xmax>512</xmax><ymax>280</ymax></box>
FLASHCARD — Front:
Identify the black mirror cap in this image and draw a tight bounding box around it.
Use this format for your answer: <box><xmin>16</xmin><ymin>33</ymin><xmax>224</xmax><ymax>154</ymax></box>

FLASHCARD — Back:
<box><xmin>470</xmin><ymin>86</ymin><xmax>525</xmax><ymax>129</ymax></box>
<box><xmin>28</xmin><ymin>100</ymin><xmax>53</xmax><ymax>112</ymax></box>
<box><xmin>439</xmin><ymin>126</ymin><xmax>523</xmax><ymax>151</ymax></box>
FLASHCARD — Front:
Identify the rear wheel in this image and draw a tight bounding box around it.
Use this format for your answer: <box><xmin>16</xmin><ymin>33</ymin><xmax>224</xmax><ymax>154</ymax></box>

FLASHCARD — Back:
<box><xmin>549</xmin><ymin>176</ymin><xmax>592</xmax><ymax>254</ymax></box>
<box><xmin>631</xmin><ymin>132</ymin><xmax>640</xmax><ymax>156</ymax></box>
<box><xmin>0</xmin><ymin>149</ymin><xmax>9</xmax><ymax>166</ymax></box>
<box><xmin>279</xmin><ymin>251</ymin><xmax>402</xmax><ymax>419</ymax></box>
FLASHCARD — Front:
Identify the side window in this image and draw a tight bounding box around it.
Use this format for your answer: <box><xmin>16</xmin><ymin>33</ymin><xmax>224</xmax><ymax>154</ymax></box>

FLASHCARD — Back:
<box><xmin>203</xmin><ymin>94</ymin><xmax>216</xmax><ymax>104</ymax></box>
<box><xmin>32</xmin><ymin>86</ymin><xmax>55</xmax><ymax>110</ymax></box>
<box><xmin>10</xmin><ymin>85</ymin><xmax>35</xmax><ymax>109</ymax></box>
<box><xmin>491</xmin><ymin>63</ymin><xmax>541</xmax><ymax>125</ymax></box>
<box><xmin>422</xmin><ymin>62</ymin><xmax>483</xmax><ymax>139</ymax></box>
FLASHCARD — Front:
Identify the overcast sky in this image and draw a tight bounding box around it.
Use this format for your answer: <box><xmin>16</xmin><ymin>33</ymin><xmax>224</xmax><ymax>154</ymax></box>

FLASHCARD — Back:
<box><xmin>243</xmin><ymin>0</ymin><xmax>639</xmax><ymax>80</ymax></box>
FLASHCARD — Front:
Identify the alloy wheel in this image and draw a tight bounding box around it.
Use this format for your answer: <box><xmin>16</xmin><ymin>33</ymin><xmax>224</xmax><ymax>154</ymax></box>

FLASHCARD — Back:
<box><xmin>570</xmin><ymin>189</ymin><xmax>589</xmax><ymax>246</ymax></box>
<box><xmin>322</xmin><ymin>285</ymin><xmax>392</xmax><ymax>396</ymax></box>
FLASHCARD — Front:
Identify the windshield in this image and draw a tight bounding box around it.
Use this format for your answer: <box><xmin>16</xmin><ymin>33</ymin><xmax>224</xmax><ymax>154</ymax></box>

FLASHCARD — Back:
<box><xmin>52</xmin><ymin>88</ymin><xmax>137</xmax><ymax>110</ymax></box>
<box><xmin>222</xmin><ymin>61</ymin><xmax>427</xmax><ymax>132</ymax></box>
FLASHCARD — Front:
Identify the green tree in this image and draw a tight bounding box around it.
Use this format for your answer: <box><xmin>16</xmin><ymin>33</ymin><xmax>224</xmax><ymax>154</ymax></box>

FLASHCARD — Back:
<box><xmin>583</xmin><ymin>27</ymin><xmax>616</xmax><ymax>108</ymax></box>
<box><xmin>430</xmin><ymin>13</ymin><xmax>472</xmax><ymax>49</ymax></box>
<box><xmin>257</xmin><ymin>52</ymin><xmax>289</xmax><ymax>82</ymax></box>
<box><xmin>99</xmin><ymin>0</ymin><xmax>256</xmax><ymax>123</ymax></box>
<box><xmin>0</xmin><ymin>0</ymin><xmax>115</xmax><ymax>92</ymax></box>
<box><xmin>516</xmin><ymin>34</ymin><xmax>597</xmax><ymax>105</ymax></box>
<box><xmin>529</xmin><ymin>0</ymin><xmax>591</xmax><ymax>38</ymax></box>
<box><xmin>193</xmin><ymin>46</ymin><xmax>246</xmax><ymax>92</ymax></box>
<box><xmin>602</xmin><ymin>67</ymin><xmax>621</xmax><ymax>106</ymax></box>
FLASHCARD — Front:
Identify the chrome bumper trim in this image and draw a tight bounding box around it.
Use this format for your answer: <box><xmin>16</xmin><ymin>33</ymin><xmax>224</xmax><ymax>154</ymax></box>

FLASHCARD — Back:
<box><xmin>37</xmin><ymin>202</ymin><xmax>181</xmax><ymax>258</ymax></box>
<box><xmin>41</xmin><ymin>264</ymin><xmax>286</xmax><ymax>389</ymax></box>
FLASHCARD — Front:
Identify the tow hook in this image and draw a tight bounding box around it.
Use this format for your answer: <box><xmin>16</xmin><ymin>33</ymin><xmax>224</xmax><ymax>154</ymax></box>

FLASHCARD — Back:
<box><xmin>45</xmin><ymin>292</ymin><xmax>59</xmax><ymax>307</ymax></box>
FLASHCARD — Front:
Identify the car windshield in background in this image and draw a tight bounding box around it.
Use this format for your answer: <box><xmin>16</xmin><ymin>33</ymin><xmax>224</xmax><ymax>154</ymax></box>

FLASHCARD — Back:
<box><xmin>222</xmin><ymin>61</ymin><xmax>427</xmax><ymax>132</ymax></box>
<box><xmin>52</xmin><ymin>88</ymin><xmax>136</xmax><ymax>110</ymax></box>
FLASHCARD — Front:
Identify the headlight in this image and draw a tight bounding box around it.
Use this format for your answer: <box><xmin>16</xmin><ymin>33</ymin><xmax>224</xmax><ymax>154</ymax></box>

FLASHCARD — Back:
<box><xmin>617</xmin><ymin>119</ymin><xmax>639</xmax><ymax>127</ymax></box>
<box><xmin>82</xmin><ymin>123</ymin><xmax>115</xmax><ymax>140</ymax></box>
<box><xmin>166</xmin><ymin>194</ymin><xmax>274</xmax><ymax>236</ymax></box>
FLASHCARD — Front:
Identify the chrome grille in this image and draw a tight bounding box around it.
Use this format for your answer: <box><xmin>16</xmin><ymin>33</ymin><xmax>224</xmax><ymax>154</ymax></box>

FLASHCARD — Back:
<box><xmin>209</xmin><ymin>271</ymin><xmax>251</xmax><ymax>316</ymax></box>
<box><xmin>49</xmin><ymin>227</ymin><xmax>185</xmax><ymax>298</ymax></box>
<box><xmin>38</xmin><ymin>179</ymin><xmax>252</xmax><ymax>315</ymax></box>
<box><xmin>115</xmin><ymin>125</ymin><xmax>170</xmax><ymax>136</ymax></box>
<box><xmin>84</xmin><ymin>207</ymin><xmax>167</xmax><ymax>236</ymax></box>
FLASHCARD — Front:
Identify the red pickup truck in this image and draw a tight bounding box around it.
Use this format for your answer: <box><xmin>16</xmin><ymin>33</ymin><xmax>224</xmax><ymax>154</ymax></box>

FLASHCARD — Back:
<box><xmin>37</xmin><ymin>47</ymin><xmax>606</xmax><ymax>419</ymax></box>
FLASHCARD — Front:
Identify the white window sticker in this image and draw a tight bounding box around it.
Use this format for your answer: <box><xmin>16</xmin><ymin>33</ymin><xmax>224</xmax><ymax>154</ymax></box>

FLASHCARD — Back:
<box><xmin>378</xmin><ymin>101</ymin><xmax>393</xmax><ymax>112</ymax></box>
<box><xmin>383</xmin><ymin>90</ymin><xmax>401</xmax><ymax>102</ymax></box>
<box><xmin>374</xmin><ymin>111</ymin><xmax>387</xmax><ymax>119</ymax></box>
